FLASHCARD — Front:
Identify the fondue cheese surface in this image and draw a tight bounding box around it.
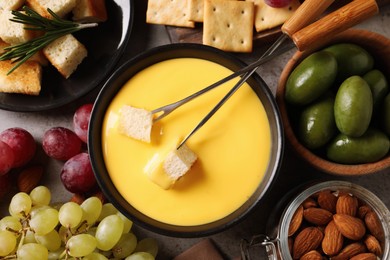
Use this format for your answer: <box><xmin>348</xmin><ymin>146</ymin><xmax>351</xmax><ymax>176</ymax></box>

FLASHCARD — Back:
<box><xmin>102</xmin><ymin>58</ymin><xmax>271</xmax><ymax>226</ymax></box>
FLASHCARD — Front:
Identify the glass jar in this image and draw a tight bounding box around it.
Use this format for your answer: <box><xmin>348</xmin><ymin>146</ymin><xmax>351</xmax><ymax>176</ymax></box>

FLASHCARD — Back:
<box><xmin>240</xmin><ymin>180</ymin><xmax>390</xmax><ymax>259</ymax></box>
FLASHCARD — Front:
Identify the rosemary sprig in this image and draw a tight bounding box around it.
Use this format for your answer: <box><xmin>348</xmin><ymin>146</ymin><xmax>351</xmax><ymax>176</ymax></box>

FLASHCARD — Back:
<box><xmin>0</xmin><ymin>6</ymin><xmax>98</xmax><ymax>75</ymax></box>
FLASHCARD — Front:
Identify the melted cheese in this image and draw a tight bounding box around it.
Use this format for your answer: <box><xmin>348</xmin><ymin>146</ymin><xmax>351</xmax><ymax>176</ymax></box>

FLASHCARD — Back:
<box><xmin>102</xmin><ymin>58</ymin><xmax>271</xmax><ymax>226</ymax></box>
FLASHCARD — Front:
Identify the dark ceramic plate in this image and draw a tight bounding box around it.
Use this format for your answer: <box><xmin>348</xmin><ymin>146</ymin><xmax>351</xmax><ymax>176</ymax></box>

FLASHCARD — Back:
<box><xmin>0</xmin><ymin>0</ymin><xmax>133</xmax><ymax>112</ymax></box>
<box><xmin>89</xmin><ymin>43</ymin><xmax>284</xmax><ymax>237</ymax></box>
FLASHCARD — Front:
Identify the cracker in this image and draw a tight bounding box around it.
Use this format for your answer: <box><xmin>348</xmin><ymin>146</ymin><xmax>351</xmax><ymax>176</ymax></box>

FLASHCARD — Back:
<box><xmin>188</xmin><ymin>0</ymin><xmax>204</xmax><ymax>22</ymax></box>
<box><xmin>146</xmin><ymin>0</ymin><xmax>195</xmax><ymax>28</ymax></box>
<box><xmin>203</xmin><ymin>0</ymin><xmax>254</xmax><ymax>53</ymax></box>
<box><xmin>247</xmin><ymin>0</ymin><xmax>300</xmax><ymax>32</ymax></box>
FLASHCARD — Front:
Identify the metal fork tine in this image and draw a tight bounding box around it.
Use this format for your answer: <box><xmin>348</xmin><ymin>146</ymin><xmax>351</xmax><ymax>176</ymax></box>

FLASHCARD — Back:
<box><xmin>177</xmin><ymin>70</ymin><xmax>253</xmax><ymax>149</ymax></box>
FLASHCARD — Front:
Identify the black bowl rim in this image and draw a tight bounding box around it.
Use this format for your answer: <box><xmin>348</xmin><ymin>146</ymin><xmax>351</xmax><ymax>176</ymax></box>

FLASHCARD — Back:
<box><xmin>88</xmin><ymin>43</ymin><xmax>284</xmax><ymax>237</ymax></box>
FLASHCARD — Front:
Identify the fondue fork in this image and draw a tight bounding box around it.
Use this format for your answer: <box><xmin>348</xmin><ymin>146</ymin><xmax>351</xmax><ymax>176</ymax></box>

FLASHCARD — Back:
<box><xmin>151</xmin><ymin>0</ymin><xmax>379</xmax><ymax>149</ymax></box>
<box><xmin>151</xmin><ymin>40</ymin><xmax>294</xmax><ymax>123</ymax></box>
<box><xmin>151</xmin><ymin>0</ymin><xmax>337</xmax><ymax>123</ymax></box>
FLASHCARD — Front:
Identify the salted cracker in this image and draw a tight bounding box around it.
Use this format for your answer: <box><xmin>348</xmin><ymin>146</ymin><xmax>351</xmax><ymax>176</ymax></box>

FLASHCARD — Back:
<box><xmin>188</xmin><ymin>0</ymin><xmax>204</xmax><ymax>22</ymax></box>
<box><xmin>247</xmin><ymin>0</ymin><xmax>301</xmax><ymax>32</ymax></box>
<box><xmin>146</xmin><ymin>0</ymin><xmax>195</xmax><ymax>28</ymax></box>
<box><xmin>203</xmin><ymin>0</ymin><xmax>254</xmax><ymax>53</ymax></box>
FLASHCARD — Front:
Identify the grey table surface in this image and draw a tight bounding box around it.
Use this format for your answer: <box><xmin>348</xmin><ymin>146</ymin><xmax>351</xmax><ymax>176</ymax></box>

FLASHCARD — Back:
<box><xmin>0</xmin><ymin>2</ymin><xmax>389</xmax><ymax>259</ymax></box>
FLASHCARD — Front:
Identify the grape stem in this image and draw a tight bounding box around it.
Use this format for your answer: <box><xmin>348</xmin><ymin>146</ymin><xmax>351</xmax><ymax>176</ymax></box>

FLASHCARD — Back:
<box><xmin>5</xmin><ymin>227</ymin><xmax>20</xmax><ymax>235</ymax></box>
<box><xmin>0</xmin><ymin>255</ymin><xmax>17</xmax><ymax>259</ymax></box>
<box><xmin>17</xmin><ymin>230</ymin><xmax>25</xmax><ymax>250</ymax></box>
<box><xmin>58</xmin><ymin>249</ymin><xmax>67</xmax><ymax>259</ymax></box>
<box><xmin>75</xmin><ymin>220</ymin><xmax>89</xmax><ymax>233</ymax></box>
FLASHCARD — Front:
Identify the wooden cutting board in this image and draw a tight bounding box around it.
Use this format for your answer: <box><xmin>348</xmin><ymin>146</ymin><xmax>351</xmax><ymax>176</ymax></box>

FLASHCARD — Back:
<box><xmin>166</xmin><ymin>0</ymin><xmax>390</xmax><ymax>46</ymax></box>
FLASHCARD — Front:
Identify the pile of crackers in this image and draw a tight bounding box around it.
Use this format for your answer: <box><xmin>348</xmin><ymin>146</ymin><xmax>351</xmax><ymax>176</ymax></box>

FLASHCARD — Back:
<box><xmin>146</xmin><ymin>0</ymin><xmax>300</xmax><ymax>53</ymax></box>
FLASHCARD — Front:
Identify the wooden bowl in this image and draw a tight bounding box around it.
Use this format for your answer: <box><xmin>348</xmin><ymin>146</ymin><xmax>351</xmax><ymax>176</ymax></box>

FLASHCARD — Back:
<box><xmin>276</xmin><ymin>29</ymin><xmax>390</xmax><ymax>176</ymax></box>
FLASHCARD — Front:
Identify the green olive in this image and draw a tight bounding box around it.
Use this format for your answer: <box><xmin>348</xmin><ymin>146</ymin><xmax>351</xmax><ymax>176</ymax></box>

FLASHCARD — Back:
<box><xmin>363</xmin><ymin>69</ymin><xmax>389</xmax><ymax>109</ymax></box>
<box><xmin>334</xmin><ymin>76</ymin><xmax>373</xmax><ymax>137</ymax></box>
<box><xmin>298</xmin><ymin>95</ymin><xmax>336</xmax><ymax>149</ymax></box>
<box><xmin>285</xmin><ymin>51</ymin><xmax>337</xmax><ymax>106</ymax></box>
<box><xmin>324</xmin><ymin>43</ymin><xmax>374</xmax><ymax>82</ymax></box>
<box><xmin>326</xmin><ymin>128</ymin><xmax>389</xmax><ymax>164</ymax></box>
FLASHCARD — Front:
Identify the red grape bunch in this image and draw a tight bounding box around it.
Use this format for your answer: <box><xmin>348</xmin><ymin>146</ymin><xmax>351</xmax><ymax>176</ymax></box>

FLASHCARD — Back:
<box><xmin>41</xmin><ymin>103</ymin><xmax>98</xmax><ymax>195</ymax></box>
<box><xmin>0</xmin><ymin>103</ymin><xmax>98</xmax><ymax>200</ymax></box>
<box><xmin>0</xmin><ymin>127</ymin><xmax>37</xmax><ymax>198</ymax></box>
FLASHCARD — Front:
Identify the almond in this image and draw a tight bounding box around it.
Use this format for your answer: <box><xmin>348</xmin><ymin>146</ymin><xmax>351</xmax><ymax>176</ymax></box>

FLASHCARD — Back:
<box><xmin>358</xmin><ymin>205</ymin><xmax>372</xmax><ymax>219</ymax></box>
<box><xmin>349</xmin><ymin>252</ymin><xmax>377</xmax><ymax>260</ymax></box>
<box><xmin>303</xmin><ymin>207</ymin><xmax>333</xmax><ymax>226</ymax></box>
<box><xmin>17</xmin><ymin>165</ymin><xmax>43</xmax><ymax>193</ymax></box>
<box><xmin>365</xmin><ymin>211</ymin><xmax>384</xmax><ymax>242</ymax></box>
<box><xmin>289</xmin><ymin>205</ymin><xmax>303</xmax><ymax>236</ymax></box>
<box><xmin>302</xmin><ymin>197</ymin><xmax>318</xmax><ymax>209</ymax></box>
<box><xmin>322</xmin><ymin>220</ymin><xmax>343</xmax><ymax>256</ymax></box>
<box><xmin>331</xmin><ymin>242</ymin><xmax>367</xmax><ymax>260</ymax></box>
<box><xmin>317</xmin><ymin>190</ymin><xmax>337</xmax><ymax>213</ymax></box>
<box><xmin>333</xmin><ymin>214</ymin><xmax>366</xmax><ymax>241</ymax></box>
<box><xmin>292</xmin><ymin>227</ymin><xmax>323</xmax><ymax>259</ymax></box>
<box><xmin>364</xmin><ymin>234</ymin><xmax>382</xmax><ymax>256</ymax></box>
<box><xmin>336</xmin><ymin>194</ymin><xmax>358</xmax><ymax>216</ymax></box>
<box><xmin>300</xmin><ymin>250</ymin><xmax>322</xmax><ymax>260</ymax></box>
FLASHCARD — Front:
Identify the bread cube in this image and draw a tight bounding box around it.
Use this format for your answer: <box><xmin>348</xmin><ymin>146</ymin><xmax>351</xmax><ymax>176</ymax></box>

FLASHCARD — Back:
<box><xmin>28</xmin><ymin>50</ymin><xmax>49</xmax><ymax>66</ymax></box>
<box><xmin>164</xmin><ymin>144</ymin><xmax>198</xmax><ymax>181</ymax></box>
<box><xmin>146</xmin><ymin>143</ymin><xmax>198</xmax><ymax>189</ymax></box>
<box><xmin>0</xmin><ymin>0</ymin><xmax>25</xmax><ymax>10</ymax></box>
<box><xmin>43</xmin><ymin>34</ymin><xmax>87</xmax><ymax>78</ymax></box>
<box><xmin>26</xmin><ymin>0</ymin><xmax>77</xmax><ymax>18</ymax></box>
<box><xmin>0</xmin><ymin>38</ymin><xmax>48</xmax><ymax>66</ymax></box>
<box><xmin>0</xmin><ymin>60</ymin><xmax>42</xmax><ymax>95</ymax></box>
<box><xmin>0</xmin><ymin>10</ymin><xmax>35</xmax><ymax>44</ymax></box>
<box><xmin>0</xmin><ymin>39</ymin><xmax>9</xmax><ymax>54</ymax></box>
<box><xmin>118</xmin><ymin>105</ymin><xmax>153</xmax><ymax>143</ymax></box>
<box><xmin>72</xmin><ymin>0</ymin><xmax>108</xmax><ymax>23</ymax></box>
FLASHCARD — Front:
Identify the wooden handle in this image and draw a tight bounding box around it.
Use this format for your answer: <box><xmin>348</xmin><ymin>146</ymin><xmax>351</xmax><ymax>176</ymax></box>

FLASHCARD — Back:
<box><xmin>282</xmin><ymin>0</ymin><xmax>335</xmax><ymax>37</ymax></box>
<box><xmin>292</xmin><ymin>0</ymin><xmax>379</xmax><ymax>52</ymax></box>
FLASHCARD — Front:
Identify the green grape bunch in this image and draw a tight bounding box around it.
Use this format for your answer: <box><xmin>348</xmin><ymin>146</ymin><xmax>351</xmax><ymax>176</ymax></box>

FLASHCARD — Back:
<box><xmin>0</xmin><ymin>186</ymin><xmax>158</xmax><ymax>260</ymax></box>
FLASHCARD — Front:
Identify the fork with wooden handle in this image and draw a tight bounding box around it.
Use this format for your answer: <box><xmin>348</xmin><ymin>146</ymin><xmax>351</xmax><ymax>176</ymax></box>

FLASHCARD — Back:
<box><xmin>154</xmin><ymin>0</ymin><xmax>379</xmax><ymax>149</ymax></box>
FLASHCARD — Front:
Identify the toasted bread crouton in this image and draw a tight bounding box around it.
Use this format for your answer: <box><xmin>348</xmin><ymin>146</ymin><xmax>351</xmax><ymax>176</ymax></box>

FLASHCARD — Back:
<box><xmin>145</xmin><ymin>143</ymin><xmax>198</xmax><ymax>189</ymax></box>
<box><xmin>29</xmin><ymin>50</ymin><xmax>49</xmax><ymax>66</ymax></box>
<box><xmin>0</xmin><ymin>39</ymin><xmax>9</xmax><ymax>54</ymax></box>
<box><xmin>26</xmin><ymin>0</ymin><xmax>77</xmax><ymax>18</ymax></box>
<box><xmin>0</xmin><ymin>10</ymin><xmax>35</xmax><ymax>44</ymax></box>
<box><xmin>118</xmin><ymin>105</ymin><xmax>153</xmax><ymax>143</ymax></box>
<box><xmin>72</xmin><ymin>0</ymin><xmax>107</xmax><ymax>23</ymax></box>
<box><xmin>163</xmin><ymin>144</ymin><xmax>197</xmax><ymax>180</ymax></box>
<box><xmin>0</xmin><ymin>40</ymin><xmax>48</xmax><ymax>66</ymax></box>
<box><xmin>0</xmin><ymin>60</ymin><xmax>42</xmax><ymax>95</ymax></box>
<box><xmin>43</xmin><ymin>34</ymin><xmax>87</xmax><ymax>78</ymax></box>
<box><xmin>0</xmin><ymin>0</ymin><xmax>25</xmax><ymax>10</ymax></box>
